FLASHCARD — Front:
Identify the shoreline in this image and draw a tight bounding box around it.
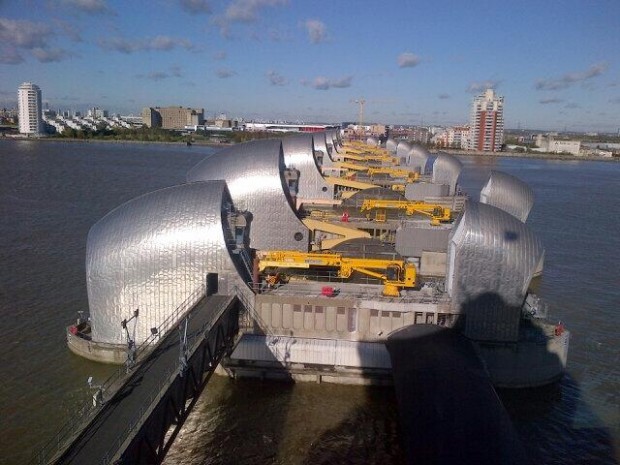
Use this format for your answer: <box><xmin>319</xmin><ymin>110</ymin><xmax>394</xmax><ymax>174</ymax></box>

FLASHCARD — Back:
<box><xmin>0</xmin><ymin>134</ymin><xmax>228</xmax><ymax>148</ymax></box>
<box><xmin>1</xmin><ymin>134</ymin><xmax>617</xmax><ymax>162</ymax></box>
<box><xmin>436</xmin><ymin>147</ymin><xmax>619</xmax><ymax>162</ymax></box>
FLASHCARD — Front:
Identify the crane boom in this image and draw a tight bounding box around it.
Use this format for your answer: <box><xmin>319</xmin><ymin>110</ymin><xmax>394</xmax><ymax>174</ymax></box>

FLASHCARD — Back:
<box><xmin>257</xmin><ymin>250</ymin><xmax>416</xmax><ymax>297</ymax></box>
<box><xmin>360</xmin><ymin>199</ymin><xmax>452</xmax><ymax>226</ymax></box>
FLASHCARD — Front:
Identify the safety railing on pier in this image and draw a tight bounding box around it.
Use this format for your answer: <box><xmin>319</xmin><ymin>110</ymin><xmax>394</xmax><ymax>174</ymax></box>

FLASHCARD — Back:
<box><xmin>97</xmin><ymin>293</ymin><xmax>239</xmax><ymax>465</ymax></box>
<box><xmin>253</xmin><ymin>272</ymin><xmax>448</xmax><ymax>305</ymax></box>
<box><xmin>31</xmin><ymin>283</ymin><xmax>207</xmax><ymax>465</ymax></box>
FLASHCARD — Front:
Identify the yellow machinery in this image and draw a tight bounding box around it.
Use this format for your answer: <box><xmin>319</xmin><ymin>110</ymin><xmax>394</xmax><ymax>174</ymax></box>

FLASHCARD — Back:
<box><xmin>367</xmin><ymin>167</ymin><xmax>419</xmax><ymax>182</ymax></box>
<box><xmin>324</xmin><ymin>176</ymin><xmax>377</xmax><ymax>199</ymax></box>
<box><xmin>340</xmin><ymin>152</ymin><xmax>400</xmax><ymax>165</ymax></box>
<box><xmin>360</xmin><ymin>199</ymin><xmax>452</xmax><ymax>226</ymax></box>
<box><xmin>257</xmin><ymin>250</ymin><xmax>416</xmax><ymax>297</ymax></box>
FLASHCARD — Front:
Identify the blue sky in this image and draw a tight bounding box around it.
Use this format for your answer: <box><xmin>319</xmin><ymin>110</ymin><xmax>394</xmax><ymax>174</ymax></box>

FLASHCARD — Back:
<box><xmin>1</xmin><ymin>0</ymin><xmax>619</xmax><ymax>132</ymax></box>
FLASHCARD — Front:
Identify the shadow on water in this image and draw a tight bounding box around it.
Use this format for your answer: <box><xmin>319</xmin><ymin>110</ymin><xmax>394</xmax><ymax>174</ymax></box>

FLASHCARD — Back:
<box><xmin>381</xmin><ymin>289</ymin><xmax>619</xmax><ymax>465</ymax></box>
<box><xmin>164</xmin><ymin>290</ymin><xmax>618</xmax><ymax>465</ymax></box>
<box><xmin>301</xmin><ymin>385</ymin><xmax>405</xmax><ymax>465</ymax></box>
<box><xmin>499</xmin><ymin>374</ymin><xmax>618</xmax><ymax>465</ymax></box>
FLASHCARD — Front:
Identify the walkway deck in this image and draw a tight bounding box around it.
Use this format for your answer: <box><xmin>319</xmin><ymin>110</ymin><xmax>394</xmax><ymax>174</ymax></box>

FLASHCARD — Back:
<box><xmin>54</xmin><ymin>294</ymin><xmax>237</xmax><ymax>465</ymax></box>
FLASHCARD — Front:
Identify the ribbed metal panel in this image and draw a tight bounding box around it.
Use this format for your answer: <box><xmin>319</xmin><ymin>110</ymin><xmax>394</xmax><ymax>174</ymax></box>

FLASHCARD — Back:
<box><xmin>446</xmin><ymin>201</ymin><xmax>544</xmax><ymax>342</ymax></box>
<box><xmin>86</xmin><ymin>181</ymin><xmax>247</xmax><ymax>345</ymax></box>
<box><xmin>187</xmin><ymin>139</ymin><xmax>309</xmax><ymax>251</ymax></box>
<box><xmin>405</xmin><ymin>145</ymin><xmax>431</xmax><ymax>174</ymax></box>
<box><xmin>313</xmin><ymin>131</ymin><xmax>335</xmax><ymax>169</ymax></box>
<box><xmin>334</xmin><ymin>340</ymin><xmax>391</xmax><ymax>368</ymax></box>
<box><xmin>480</xmin><ymin>171</ymin><xmax>534</xmax><ymax>222</ymax></box>
<box><xmin>313</xmin><ymin>131</ymin><xmax>330</xmax><ymax>161</ymax></box>
<box><xmin>432</xmin><ymin>153</ymin><xmax>462</xmax><ymax>195</ymax></box>
<box><xmin>396</xmin><ymin>141</ymin><xmax>412</xmax><ymax>157</ymax></box>
<box><xmin>386</xmin><ymin>138</ymin><xmax>398</xmax><ymax>154</ymax></box>
<box><xmin>366</xmin><ymin>137</ymin><xmax>379</xmax><ymax>146</ymax></box>
<box><xmin>282</xmin><ymin>134</ymin><xmax>332</xmax><ymax>200</ymax></box>
<box><xmin>328</xmin><ymin>130</ymin><xmax>342</xmax><ymax>154</ymax></box>
<box><xmin>231</xmin><ymin>335</ymin><xmax>391</xmax><ymax>369</ymax></box>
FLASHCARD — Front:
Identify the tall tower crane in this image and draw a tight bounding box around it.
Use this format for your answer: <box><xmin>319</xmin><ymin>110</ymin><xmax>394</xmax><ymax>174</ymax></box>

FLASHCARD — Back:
<box><xmin>353</xmin><ymin>98</ymin><xmax>366</xmax><ymax>128</ymax></box>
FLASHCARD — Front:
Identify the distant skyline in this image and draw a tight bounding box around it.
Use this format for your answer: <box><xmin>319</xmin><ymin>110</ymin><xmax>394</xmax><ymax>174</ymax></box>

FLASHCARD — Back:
<box><xmin>1</xmin><ymin>0</ymin><xmax>619</xmax><ymax>132</ymax></box>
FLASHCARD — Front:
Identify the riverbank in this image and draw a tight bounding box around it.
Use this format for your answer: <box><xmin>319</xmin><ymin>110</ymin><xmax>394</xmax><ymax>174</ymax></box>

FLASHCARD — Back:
<box><xmin>436</xmin><ymin>147</ymin><xmax>619</xmax><ymax>162</ymax></box>
<box><xmin>1</xmin><ymin>134</ymin><xmax>230</xmax><ymax>147</ymax></box>
<box><xmin>2</xmin><ymin>134</ymin><xmax>618</xmax><ymax>162</ymax></box>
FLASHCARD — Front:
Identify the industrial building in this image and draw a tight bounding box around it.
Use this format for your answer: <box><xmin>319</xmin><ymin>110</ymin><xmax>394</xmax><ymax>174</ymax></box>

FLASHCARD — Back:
<box><xmin>68</xmin><ymin>132</ymin><xmax>568</xmax><ymax>388</ymax></box>
<box><xmin>141</xmin><ymin>106</ymin><xmax>204</xmax><ymax>129</ymax></box>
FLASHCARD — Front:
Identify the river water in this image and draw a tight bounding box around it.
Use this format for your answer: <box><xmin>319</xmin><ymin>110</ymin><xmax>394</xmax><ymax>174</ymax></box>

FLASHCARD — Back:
<box><xmin>0</xmin><ymin>140</ymin><xmax>617</xmax><ymax>464</ymax></box>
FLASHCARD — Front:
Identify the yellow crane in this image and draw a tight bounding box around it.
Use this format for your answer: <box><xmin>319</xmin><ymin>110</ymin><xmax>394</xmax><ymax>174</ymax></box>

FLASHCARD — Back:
<box><xmin>367</xmin><ymin>167</ymin><xmax>420</xmax><ymax>182</ymax></box>
<box><xmin>360</xmin><ymin>199</ymin><xmax>452</xmax><ymax>226</ymax></box>
<box><xmin>257</xmin><ymin>250</ymin><xmax>416</xmax><ymax>297</ymax></box>
<box><xmin>339</xmin><ymin>152</ymin><xmax>400</xmax><ymax>165</ymax></box>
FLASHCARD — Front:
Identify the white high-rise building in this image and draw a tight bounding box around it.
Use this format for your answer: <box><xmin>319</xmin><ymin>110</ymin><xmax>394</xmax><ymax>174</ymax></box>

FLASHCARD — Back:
<box><xmin>468</xmin><ymin>89</ymin><xmax>504</xmax><ymax>152</ymax></box>
<box><xmin>18</xmin><ymin>82</ymin><xmax>44</xmax><ymax>135</ymax></box>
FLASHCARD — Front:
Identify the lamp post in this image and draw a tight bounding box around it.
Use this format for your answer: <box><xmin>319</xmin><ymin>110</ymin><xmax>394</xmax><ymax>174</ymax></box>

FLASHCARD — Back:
<box><xmin>121</xmin><ymin>308</ymin><xmax>139</xmax><ymax>373</ymax></box>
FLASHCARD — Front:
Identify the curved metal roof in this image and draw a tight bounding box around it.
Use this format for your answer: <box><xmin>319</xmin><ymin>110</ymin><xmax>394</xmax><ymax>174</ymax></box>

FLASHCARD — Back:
<box><xmin>313</xmin><ymin>131</ymin><xmax>331</xmax><ymax>162</ymax></box>
<box><xmin>396</xmin><ymin>141</ymin><xmax>412</xmax><ymax>157</ymax></box>
<box><xmin>281</xmin><ymin>133</ymin><xmax>332</xmax><ymax>200</ymax></box>
<box><xmin>187</xmin><ymin>139</ymin><xmax>309</xmax><ymax>251</ymax></box>
<box><xmin>366</xmin><ymin>136</ymin><xmax>379</xmax><ymax>146</ymax></box>
<box><xmin>313</xmin><ymin>131</ymin><xmax>336</xmax><ymax>169</ymax></box>
<box><xmin>432</xmin><ymin>152</ymin><xmax>462</xmax><ymax>195</ymax></box>
<box><xmin>86</xmin><ymin>181</ymin><xmax>248</xmax><ymax>344</ymax></box>
<box><xmin>386</xmin><ymin>138</ymin><xmax>398</xmax><ymax>154</ymax></box>
<box><xmin>446</xmin><ymin>201</ymin><xmax>544</xmax><ymax>341</ymax></box>
<box><xmin>324</xmin><ymin>129</ymin><xmax>342</xmax><ymax>154</ymax></box>
<box><xmin>480</xmin><ymin>171</ymin><xmax>534</xmax><ymax>222</ymax></box>
<box><xmin>405</xmin><ymin>145</ymin><xmax>431</xmax><ymax>174</ymax></box>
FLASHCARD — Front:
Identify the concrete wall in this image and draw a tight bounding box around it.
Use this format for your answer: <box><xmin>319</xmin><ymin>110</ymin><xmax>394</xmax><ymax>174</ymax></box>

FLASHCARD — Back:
<box><xmin>251</xmin><ymin>294</ymin><xmax>456</xmax><ymax>342</ymax></box>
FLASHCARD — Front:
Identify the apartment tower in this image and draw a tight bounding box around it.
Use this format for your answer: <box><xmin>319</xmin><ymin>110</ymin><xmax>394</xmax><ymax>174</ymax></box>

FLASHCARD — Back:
<box><xmin>468</xmin><ymin>89</ymin><xmax>504</xmax><ymax>152</ymax></box>
<box><xmin>18</xmin><ymin>82</ymin><xmax>44</xmax><ymax>135</ymax></box>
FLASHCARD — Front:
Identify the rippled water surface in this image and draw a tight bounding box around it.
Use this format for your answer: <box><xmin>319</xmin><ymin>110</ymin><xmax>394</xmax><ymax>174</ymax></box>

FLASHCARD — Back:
<box><xmin>0</xmin><ymin>141</ymin><xmax>618</xmax><ymax>464</ymax></box>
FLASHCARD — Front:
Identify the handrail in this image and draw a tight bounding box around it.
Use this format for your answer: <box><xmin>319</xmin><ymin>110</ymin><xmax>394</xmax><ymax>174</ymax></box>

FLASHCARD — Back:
<box><xmin>98</xmin><ymin>294</ymin><xmax>238</xmax><ymax>464</ymax></box>
<box><xmin>31</xmin><ymin>283</ymin><xmax>206</xmax><ymax>465</ymax></box>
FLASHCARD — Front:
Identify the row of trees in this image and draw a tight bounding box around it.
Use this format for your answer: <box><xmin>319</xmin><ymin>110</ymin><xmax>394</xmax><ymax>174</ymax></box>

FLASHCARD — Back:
<box><xmin>54</xmin><ymin>126</ymin><xmax>295</xmax><ymax>144</ymax></box>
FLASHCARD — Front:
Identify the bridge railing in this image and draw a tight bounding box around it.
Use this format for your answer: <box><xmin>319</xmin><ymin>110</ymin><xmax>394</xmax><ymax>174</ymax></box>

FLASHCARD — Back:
<box><xmin>99</xmin><ymin>293</ymin><xmax>239</xmax><ymax>465</ymax></box>
<box><xmin>99</xmin><ymin>365</ymin><xmax>178</xmax><ymax>465</ymax></box>
<box><xmin>31</xmin><ymin>283</ymin><xmax>207</xmax><ymax>465</ymax></box>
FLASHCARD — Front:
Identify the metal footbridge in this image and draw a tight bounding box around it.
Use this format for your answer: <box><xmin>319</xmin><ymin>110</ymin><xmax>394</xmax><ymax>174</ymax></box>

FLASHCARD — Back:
<box><xmin>34</xmin><ymin>290</ymin><xmax>244</xmax><ymax>465</ymax></box>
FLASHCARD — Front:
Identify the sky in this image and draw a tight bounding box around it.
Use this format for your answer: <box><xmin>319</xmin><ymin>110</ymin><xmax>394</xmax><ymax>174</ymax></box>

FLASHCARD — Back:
<box><xmin>1</xmin><ymin>0</ymin><xmax>619</xmax><ymax>132</ymax></box>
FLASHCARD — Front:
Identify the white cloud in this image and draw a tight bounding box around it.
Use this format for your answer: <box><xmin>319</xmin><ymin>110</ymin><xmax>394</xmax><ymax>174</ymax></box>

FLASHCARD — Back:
<box><xmin>151</xmin><ymin>35</ymin><xmax>193</xmax><ymax>51</ymax></box>
<box><xmin>535</xmin><ymin>63</ymin><xmax>608</xmax><ymax>91</ymax></box>
<box><xmin>179</xmin><ymin>0</ymin><xmax>211</xmax><ymax>14</ymax></box>
<box><xmin>214</xmin><ymin>0</ymin><xmax>288</xmax><ymax>37</ymax></box>
<box><xmin>216</xmin><ymin>68</ymin><xmax>236</xmax><ymax>78</ymax></box>
<box><xmin>397</xmin><ymin>52</ymin><xmax>420</xmax><ymax>68</ymax></box>
<box><xmin>32</xmin><ymin>47</ymin><xmax>75</xmax><ymax>63</ymax></box>
<box><xmin>99</xmin><ymin>36</ymin><xmax>194</xmax><ymax>53</ymax></box>
<box><xmin>0</xmin><ymin>18</ymin><xmax>53</xmax><ymax>49</ymax></box>
<box><xmin>539</xmin><ymin>98</ymin><xmax>564</xmax><ymax>104</ymax></box>
<box><xmin>303</xmin><ymin>75</ymin><xmax>352</xmax><ymax>90</ymax></box>
<box><xmin>267</xmin><ymin>70</ymin><xmax>287</xmax><ymax>86</ymax></box>
<box><xmin>137</xmin><ymin>66</ymin><xmax>183</xmax><ymax>81</ymax></box>
<box><xmin>305</xmin><ymin>19</ymin><xmax>326</xmax><ymax>44</ymax></box>
<box><xmin>467</xmin><ymin>80</ymin><xmax>501</xmax><ymax>94</ymax></box>
<box><xmin>62</xmin><ymin>0</ymin><xmax>114</xmax><ymax>14</ymax></box>
<box><xmin>0</xmin><ymin>46</ymin><xmax>24</xmax><ymax>64</ymax></box>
